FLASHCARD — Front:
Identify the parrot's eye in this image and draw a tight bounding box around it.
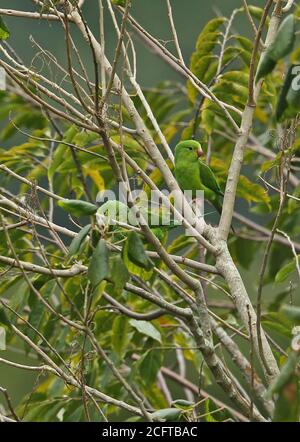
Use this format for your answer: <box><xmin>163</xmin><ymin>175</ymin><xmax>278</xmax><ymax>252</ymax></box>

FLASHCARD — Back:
<box><xmin>188</xmin><ymin>147</ymin><xmax>193</xmax><ymax>150</ymax></box>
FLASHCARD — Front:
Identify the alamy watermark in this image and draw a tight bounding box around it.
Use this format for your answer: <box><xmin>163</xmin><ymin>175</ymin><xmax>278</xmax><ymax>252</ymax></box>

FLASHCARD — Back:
<box><xmin>0</xmin><ymin>67</ymin><xmax>6</xmax><ymax>91</ymax></box>
<box><xmin>95</xmin><ymin>185</ymin><xmax>205</xmax><ymax>236</ymax></box>
<box><xmin>291</xmin><ymin>65</ymin><xmax>300</xmax><ymax>91</ymax></box>
<box><xmin>0</xmin><ymin>327</ymin><xmax>6</xmax><ymax>351</ymax></box>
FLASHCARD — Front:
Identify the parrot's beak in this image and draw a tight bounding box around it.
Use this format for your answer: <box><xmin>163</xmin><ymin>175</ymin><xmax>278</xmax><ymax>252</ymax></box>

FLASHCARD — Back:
<box><xmin>197</xmin><ymin>148</ymin><xmax>204</xmax><ymax>158</ymax></box>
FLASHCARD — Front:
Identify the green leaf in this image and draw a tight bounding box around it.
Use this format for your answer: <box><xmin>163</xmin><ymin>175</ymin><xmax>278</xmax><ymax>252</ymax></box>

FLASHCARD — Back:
<box><xmin>127</xmin><ymin>231</ymin><xmax>154</xmax><ymax>270</ymax></box>
<box><xmin>187</xmin><ymin>55</ymin><xmax>215</xmax><ymax>102</ymax></box>
<box><xmin>246</xmin><ymin>6</ymin><xmax>269</xmax><ymax>23</ymax></box>
<box><xmin>275</xmin><ymin>255</ymin><xmax>300</xmax><ymax>283</ymax></box>
<box><xmin>151</xmin><ymin>408</ymin><xmax>182</xmax><ymax>421</ymax></box>
<box><xmin>273</xmin><ymin>376</ymin><xmax>300</xmax><ymax>422</ymax></box>
<box><xmin>145</xmin><ymin>206</ymin><xmax>180</xmax><ymax>230</ymax></box>
<box><xmin>232</xmin><ymin>237</ymin><xmax>259</xmax><ymax>270</ymax></box>
<box><xmin>268</xmin><ymin>15</ymin><xmax>295</xmax><ymax>61</ymax></box>
<box><xmin>27</xmin><ymin>279</ymin><xmax>55</xmax><ymax>342</ymax></box>
<box><xmin>1</xmin><ymin>111</ymin><xmax>47</xmax><ymax>141</ymax></box>
<box><xmin>256</xmin><ymin>15</ymin><xmax>295</xmax><ymax>82</ymax></box>
<box><xmin>9</xmin><ymin>279</ymin><xmax>29</xmax><ymax>312</ymax></box>
<box><xmin>24</xmin><ymin>400</ymin><xmax>63</xmax><ymax>422</ymax></box>
<box><xmin>122</xmin><ymin>239</ymin><xmax>153</xmax><ymax>281</ymax></box>
<box><xmin>204</xmin><ymin>399</ymin><xmax>218</xmax><ymax>422</ymax></box>
<box><xmin>286</xmin><ymin>68</ymin><xmax>300</xmax><ymax>112</ymax></box>
<box><xmin>188</xmin><ymin>17</ymin><xmax>226</xmax><ymax>102</ymax></box>
<box><xmin>221</xmin><ymin>70</ymin><xmax>249</xmax><ymax>87</ymax></box>
<box><xmin>138</xmin><ymin>349</ymin><xmax>163</xmax><ymax>384</ymax></box>
<box><xmin>112</xmin><ymin>316</ymin><xmax>129</xmax><ymax>359</ymax></box>
<box><xmin>97</xmin><ymin>200</ymin><xmax>128</xmax><ymax>221</ymax></box>
<box><xmin>108</xmin><ymin>255</ymin><xmax>130</xmax><ymax>294</ymax></box>
<box><xmin>43</xmin><ymin>314</ymin><xmax>57</xmax><ymax>342</ymax></box>
<box><xmin>269</xmin><ymin>242</ymin><xmax>292</xmax><ymax>279</ymax></box>
<box><xmin>150</xmin><ymin>227</ymin><xmax>167</xmax><ymax>244</ymax></box>
<box><xmin>214</xmin><ymin>76</ymin><xmax>249</xmax><ymax>105</ymax></box>
<box><xmin>269</xmin><ymin>290</ymin><xmax>290</xmax><ymax>311</ymax></box>
<box><xmin>27</xmin><ymin>295</ymin><xmax>45</xmax><ymax>343</ymax></box>
<box><xmin>256</xmin><ymin>54</ymin><xmax>277</xmax><ymax>82</ymax></box>
<box><xmin>73</xmin><ymin>130</ymin><xmax>98</xmax><ymax>147</ymax></box>
<box><xmin>111</xmin><ymin>0</ymin><xmax>126</xmax><ymax>5</ymax></box>
<box><xmin>263</xmin><ymin>320</ymin><xmax>291</xmax><ymax>339</ymax></box>
<box><xmin>237</xmin><ymin>175</ymin><xmax>271</xmax><ymax>207</ymax></box>
<box><xmin>271</xmin><ymin>352</ymin><xmax>299</xmax><ymax>393</ymax></box>
<box><xmin>48</xmin><ymin>125</ymin><xmax>78</xmax><ymax>180</ymax></box>
<box><xmin>0</xmin><ymin>17</ymin><xmax>10</xmax><ymax>40</ymax></box>
<box><xmin>171</xmin><ymin>399</ymin><xmax>194</xmax><ymax>410</ymax></box>
<box><xmin>196</xmin><ymin>18</ymin><xmax>226</xmax><ymax>48</ymax></box>
<box><xmin>263</xmin><ymin>312</ymin><xmax>292</xmax><ymax>338</ymax></box>
<box><xmin>87</xmin><ymin>239</ymin><xmax>109</xmax><ymax>286</ymax></box>
<box><xmin>69</xmin><ymin>224</ymin><xmax>91</xmax><ymax>256</ymax></box>
<box><xmin>129</xmin><ymin>319</ymin><xmax>162</xmax><ymax>343</ymax></box>
<box><xmin>276</xmin><ymin>65</ymin><xmax>295</xmax><ymax>121</ymax></box>
<box><xmin>139</xmin><ymin>383</ymin><xmax>168</xmax><ymax>410</ymax></box>
<box><xmin>280</xmin><ymin>304</ymin><xmax>300</xmax><ymax>323</ymax></box>
<box><xmin>201</xmin><ymin>101</ymin><xmax>215</xmax><ymax>135</ymax></box>
<box><xmin>236</xmin><ymin>36</ymin><xmax>253</xmax><ymax>53</ymax></box>
<box><xmin>261</xmin><ymin>152</ymin><xmax>281</xmax><ymax>173</ymax></box>
<box><xmin>0</xmin><ymin>306</ymin><xmax>10</xmax><ymax>327</ymax></box>
<box><xmin>57</xmin><ymin>199</ymin><xmax>98</xmax><ymax>217</ymax></box>
<box><xmin>167</xmin><ymin>235</ymin><xmax>195</xmax><ymax>255</ymax></box>
<box><xmin>62</xmin><ymin>401</ymin><xmax>85</xmax><ymax>422</ymax></box>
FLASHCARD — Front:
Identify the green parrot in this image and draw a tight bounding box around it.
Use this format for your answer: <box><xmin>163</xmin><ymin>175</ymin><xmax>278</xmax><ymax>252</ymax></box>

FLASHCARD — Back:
<box><xmin>174</xmin><ymin>140</ymin><xmax>224</xmax><ymax>215</ymax></box>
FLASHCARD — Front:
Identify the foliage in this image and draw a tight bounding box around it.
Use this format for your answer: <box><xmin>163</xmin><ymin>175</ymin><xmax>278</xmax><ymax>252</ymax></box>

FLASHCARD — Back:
<box><xmin>0</xmin><ymin>1</ymin><xmax>299</xmax><ymax>424</ymax></box>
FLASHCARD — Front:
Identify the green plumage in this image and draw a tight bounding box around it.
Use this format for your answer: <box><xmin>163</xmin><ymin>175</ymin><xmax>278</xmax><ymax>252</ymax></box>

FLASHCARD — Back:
<box><xmin>174</xmin><ymin>140</ymin><xmax>223</xmax><ymax>214</ymax></box>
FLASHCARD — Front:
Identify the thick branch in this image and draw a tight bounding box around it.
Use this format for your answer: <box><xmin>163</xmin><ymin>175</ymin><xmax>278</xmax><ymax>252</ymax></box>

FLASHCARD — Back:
<box><xmin>218</xmin><ymin>1</ymin><xmax>282</xmax><ymax>240</ymax></box>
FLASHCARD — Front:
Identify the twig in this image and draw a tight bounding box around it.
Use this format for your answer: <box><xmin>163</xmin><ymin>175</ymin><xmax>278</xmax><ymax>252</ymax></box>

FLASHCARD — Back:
<box><xmin>259</xmin><ymin>175</ymin><xmax>300</xmax><ymax>202</ymax></box>
<box><xmin>218</xmin><ymin>0</ymin><xmax>279</xmax><ymax>240</ymax></box>
<box><xmin>107</xmin><ymin>0</ymin><xmax>175</xmax><ymax>162</ymax></box>
<box><xmin>176</xmin><ymin>346</ymin><xmax>194</xmax><ymax>403</ymax></box>
<box><xmin>100</xmin><ymin>1</ymin><xmax>131</xmax><ymax>111</ymax></box>
<box><xmin>166</xmin><ymin>0</ymin><xmax>184</xmax><ymax>65</ymax></box>
<box><xmin>10</xmin><ymin>323</ymin><xmax>145</xmax><ymax>418</ymax></box>
<box><xmin>0</xmin><ymin>386</ymin><xmax>19</xmax><ymax>421</ymax></box>
<box><xmin>157</xmin><ymin>371</ymin><xmax>173</xmax><ymax>406</ymax></box>
<box><xmin>247</xmin><ymin>306</ymin><xmax>254</xmax><ymax>421</ymax></box>
<box><xmin>132</xmin><ymin>356</ymin><xmax>249</xmax><ymax>422</ymax></box>
<box><xmin>243</xmin><ymin>0</ymin><xmax>265</xmax><ymax>48</ymax></box>
<box><xmin>0</xmin><ymin>9</ymin><xmax>60</xmax><ymax>21</ymax></box>
<box><xmin>99</xmin><ymin>0</ymin><xmax>106</xmax><ymax>96</ymax></box>
<box><xmin>277</xmin><ymin>229</ymin><xmax>300</xmax><ymax>282</ymax></box>
<box><xmin>282</xmin><ymin>0</ymin><xmax>295</xmax><ymax>12</ymax></box>
<box><xmin>256</xmin><ymin>126</ymin><xmax>293</xmax><ymax>377</ymax></box>
<box><xmin>233</xmin><ymin>211</ymin><xmax>300</xmax><ymax>252</ymax></box>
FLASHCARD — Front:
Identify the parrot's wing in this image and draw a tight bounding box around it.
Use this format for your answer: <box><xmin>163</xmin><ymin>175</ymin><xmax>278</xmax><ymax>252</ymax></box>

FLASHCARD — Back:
<box><xmin>198</xmin><ymin>160</ymin><xmax>223</xmax><ymax>196</ymax></box>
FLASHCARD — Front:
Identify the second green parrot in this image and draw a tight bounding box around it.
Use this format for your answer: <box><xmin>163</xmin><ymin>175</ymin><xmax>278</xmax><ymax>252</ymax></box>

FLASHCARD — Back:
<box><xmin>174</xmin><ymin>140</ymin><xmax>224</xmax><ymax>215</ymax></box>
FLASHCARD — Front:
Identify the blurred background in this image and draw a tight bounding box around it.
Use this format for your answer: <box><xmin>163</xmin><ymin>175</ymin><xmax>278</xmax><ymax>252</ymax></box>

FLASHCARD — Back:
<box><xmin>2</xmin><ymin>0</ymin><xmax>261</xmax><ymax>85</ymax></box>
